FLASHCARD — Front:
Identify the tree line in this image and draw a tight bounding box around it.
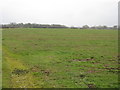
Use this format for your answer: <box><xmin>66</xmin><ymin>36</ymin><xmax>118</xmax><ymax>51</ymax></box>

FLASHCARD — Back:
<box><xmin>1</xmin><ymin>23</ymin><xmax>68</xmax><ymax>28</ymax></box>
<box><xmin>1</xmin><ymin>23</ymin><xmax>118</xmax><ymax>30</ymax></box>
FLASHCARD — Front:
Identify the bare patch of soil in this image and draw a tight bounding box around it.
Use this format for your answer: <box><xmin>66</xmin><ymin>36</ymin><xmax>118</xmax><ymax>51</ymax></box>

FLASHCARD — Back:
<box><xmin>12</xmin><ymin>68</ymin><xmax>29</xmax><ymax>75</ymax></box>
<box><xmin>72</xmin><ymin>58</ymin><xmax>94</xmax><ymax>62</ymax></box>
<box><xmin>87</xmin><ymin>84</ymin><xmax>96</xmax><ymax>88</ymax></box>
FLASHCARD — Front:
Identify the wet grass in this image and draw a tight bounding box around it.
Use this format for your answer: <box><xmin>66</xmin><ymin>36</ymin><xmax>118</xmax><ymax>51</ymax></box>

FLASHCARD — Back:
<box><xmin>2</xmin><ymin>28</ymin><xmax>118</xmax><ymax>88</ymax></box>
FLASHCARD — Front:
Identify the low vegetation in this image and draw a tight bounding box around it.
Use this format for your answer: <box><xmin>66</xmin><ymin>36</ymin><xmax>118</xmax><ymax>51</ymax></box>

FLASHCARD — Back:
<box><xmin>2</xmin><ymin>28</ymin><xmax>118</xmax><ymax>88</ymax></box>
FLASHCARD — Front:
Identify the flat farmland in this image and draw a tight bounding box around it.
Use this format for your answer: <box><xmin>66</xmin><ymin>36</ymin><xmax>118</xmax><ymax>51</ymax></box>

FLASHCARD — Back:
<box><xmin>2</xmin><ymin>28</ymin><xmax>118</xmax><ymax>88</ymax></box>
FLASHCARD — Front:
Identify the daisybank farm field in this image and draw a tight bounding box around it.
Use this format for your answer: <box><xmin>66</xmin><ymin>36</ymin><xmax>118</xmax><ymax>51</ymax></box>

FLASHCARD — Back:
<box><xmin>2</xmin><ymin>28</ymin><xmax>118</xmax><ymax>88</ymax></box>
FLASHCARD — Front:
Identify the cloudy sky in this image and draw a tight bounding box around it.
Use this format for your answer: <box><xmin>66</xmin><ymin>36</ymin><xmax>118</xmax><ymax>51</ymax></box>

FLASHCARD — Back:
<box><xmin>0</xmin><ymin>0</ymin><xmax>119</xmax><ymax>27</ymax></box>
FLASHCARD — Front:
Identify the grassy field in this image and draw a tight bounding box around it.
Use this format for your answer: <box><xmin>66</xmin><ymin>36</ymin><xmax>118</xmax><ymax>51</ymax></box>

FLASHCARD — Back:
<box><xmin>0</xmin><ymin>29</ymin><xmax>2</xmax><ymax>89</ymax></box>
<box><xmin>2</xmin><ymin>28</ymin><xmax>118</xmax><ymax>88</ymax></box>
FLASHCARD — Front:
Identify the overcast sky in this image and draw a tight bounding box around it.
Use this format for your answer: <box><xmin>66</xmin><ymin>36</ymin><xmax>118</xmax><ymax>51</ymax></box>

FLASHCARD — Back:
<box><xmin>0</xmin><ymin>0</ymin><xmax>119</xmax><ymax>27</ymax></box>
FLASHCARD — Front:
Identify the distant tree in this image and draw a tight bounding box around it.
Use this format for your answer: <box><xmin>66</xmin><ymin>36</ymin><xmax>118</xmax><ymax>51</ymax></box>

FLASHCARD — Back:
<box><xmin>103</xmin><ymin>26</ymin><xmax>108</xmax><ymax>29</ymax></box>
<box><xmin>82</xmin><ymin>25</ymin><xmax>89</xmax><ymax>29</ymax></box>
<box><xmin>9</xmin><ymin>22</ymin><xmax>17</xmax><ymax>28</ymax></box>
<box><xmin>17</xmin><ymin>23</ymin><xmax>24</xmax><ymax>28</ymax></box>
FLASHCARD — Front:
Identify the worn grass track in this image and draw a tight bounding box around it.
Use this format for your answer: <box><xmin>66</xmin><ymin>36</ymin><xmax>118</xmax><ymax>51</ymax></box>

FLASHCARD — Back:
<box><xmin>3</xmin><ymin>47</ymin><xmax>40</xmax><ymax>88</ymax></box>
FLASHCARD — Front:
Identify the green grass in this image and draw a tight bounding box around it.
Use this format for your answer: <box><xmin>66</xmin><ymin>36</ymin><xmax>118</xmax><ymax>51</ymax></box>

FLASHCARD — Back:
<box><xmin>0</xmin><ymin>29</ymin><xmax>2</xmax><ymax>89</ymax></box>
<box><xmin>2</xmin><ymin>28</ymin><xmax>118</xmax><ymax>88</ymax></box>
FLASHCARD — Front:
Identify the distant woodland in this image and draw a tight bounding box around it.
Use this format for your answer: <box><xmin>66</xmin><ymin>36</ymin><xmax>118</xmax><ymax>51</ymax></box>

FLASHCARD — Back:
<box><xmin>1</xmin><ymin>23</ymin><xmax>118</xmax><ymax>29</ymax></box>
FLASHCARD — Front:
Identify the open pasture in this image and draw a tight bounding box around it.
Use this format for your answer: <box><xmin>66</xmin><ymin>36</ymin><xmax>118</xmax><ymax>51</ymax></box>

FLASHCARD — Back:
<box><xmin>2</xmin><ymin>28</ymin><xmax>118</xmax><ymax>88</ymax></box>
